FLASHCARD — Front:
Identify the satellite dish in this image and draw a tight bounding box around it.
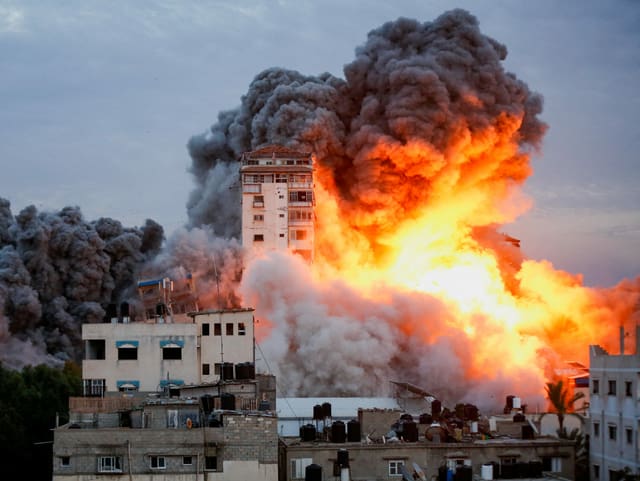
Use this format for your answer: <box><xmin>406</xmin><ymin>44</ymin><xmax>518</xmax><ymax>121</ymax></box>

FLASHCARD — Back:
<box><xmin>412</xmin><ymin>462</ymin><xmax>427</xmax><ymax>481</ymax></box>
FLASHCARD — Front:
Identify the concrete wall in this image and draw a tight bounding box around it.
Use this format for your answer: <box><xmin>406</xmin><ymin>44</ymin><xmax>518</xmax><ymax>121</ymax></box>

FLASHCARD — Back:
<box><xmin>54</xmin><ymin>412</ymin><xmax>277</xmax><ymax>480</ymax></box>
<box><xmin>280</xmin><ymin>438</ymin><xmax>575</xmax><ymax>481</ymax></box>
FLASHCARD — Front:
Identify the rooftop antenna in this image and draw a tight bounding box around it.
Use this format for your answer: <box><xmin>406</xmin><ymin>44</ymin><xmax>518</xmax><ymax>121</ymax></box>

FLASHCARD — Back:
<box><xmin>212</xmin><ymin>254</ymin><xmax>225</xmax><ymax>387</ymax></box>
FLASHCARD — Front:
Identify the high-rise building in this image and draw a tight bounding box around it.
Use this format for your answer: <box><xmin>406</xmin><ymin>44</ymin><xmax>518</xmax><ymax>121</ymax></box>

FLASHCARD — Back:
<box><xmin>240</xmin><ymin>145</ymin><xmax>314</xmax><ymax>261</ymax></box>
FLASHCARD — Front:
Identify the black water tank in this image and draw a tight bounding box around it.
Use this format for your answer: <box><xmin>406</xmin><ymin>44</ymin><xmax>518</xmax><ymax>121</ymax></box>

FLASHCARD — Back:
<box><xmin>337</xmin><ymin>449</ymin><xmax>349</xmax><ymax>467</ymax></box>
<box><xmin>513</xmin><ymin>413</ymin><xmax>525</xmax><ymax>422</ymax></box>
<box><xmin>403</xmin><ymin>421</ymin><xmax>418</xmax><ymax>442</ymax></box>
<box><xmin>156</xmin><ymin>303</ymin><xmax>166</xmax><ymax>315</ymax></box>
<box><xmin>454</xmin><ymin>465</ymin><xmax>472</xmax><ymax>481</ymax></box>
<box><xmin>201</xmin><ymin>394</ymin><xmax>214</xmax><ymax>413</ymax></box>
<box><xmin>529</xmin><ymin>461</ymin><xmax>543</xmax><ymax>476</ymax></box>
<box><xmin>347</xmin><ymin>419</ymin><xmax>361</xmax><ymax>442</ymax></box>
<box><xmin>300</xmin><ymin>424</ymin><xmax>316</xmax><ymax>441</ymax></box>
<box><xmin>322</xmin><ymin>402</ymin><xmax>332</xmax><ymax>418</ymax></box>
<box><xmin>331</xmin><ymin>421</ymin><xmax>346</xmax><ymax>443</ymax></box>
<box><xmin>522</xmin><ymin>424</ymin><xmax>534</xmax><ymax>439</ymax></box>
<box><xmin>220</xmin><ymin>393</ymin><xmax>235</xmax><ymax>410</ymax></box>
<box><xmin>120</xmin><ymin>302</ymin><xmax>129</xmax><ymax>317</ymax></box>
<box><xmin>305</xmin><ymin>463</ymin><xmax>322</xmax><ymax>481</ymax></box>
<box><xmin>400</xmin><ymin>413</ymin><xmax>414</xmax><ymax>421</ymax></box>
<box><xmin>506</xmin><ymin>395</ymin><xmax>515</xmax><ymax>409</ymax></box>
<box><xmin>419</xmin><ymin>413</ymin><xmax>433</xmax><ymax>424</ymax></box>
<box><xmin>235</xmin><ymin>363</ymin><xmax>247</xmax><ymax>379</ymax></box>
<box><xmin>432</xmin><ymin>399</ymin><xmax>442</xmax><ymax>416</ymax></box>
<box><xmin>464</xmin><ymin>403</ymin><xmax>479</xmax><ymax>421</ymax></box>
<box><xmin>438</xmin><ymin>466</ymin><xmax>448</xmax><ymax>481</ymax></box>
<box><xmin>221</xmin><ymin>362</ymin><xmax>234</xmax><ymax>381</ymax></box>
<box><xmin>313</xmin><ymin>404</ymin><xmax>323</xmax><ymax>420</ymax></box>
<box><xmin>245</xmin><ymin>362</ymin><xmax>255</xmax><ymax>379</ymax></box>
<box><xmin>104</xmin><ymin>303</ymin><xmax>117</xmax><ymax>321</ymax></box>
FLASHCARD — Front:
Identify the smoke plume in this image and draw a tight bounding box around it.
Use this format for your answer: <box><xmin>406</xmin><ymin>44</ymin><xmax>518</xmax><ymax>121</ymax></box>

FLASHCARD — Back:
<box><xmin>0</xmin><ymin>199</ymin><xmax>164</xmax><ymax>368</ymax></box>
<box><xmin>188</xmin><ymin>10</ymin><xmax>640</xmax><ymax>409</ymax></box>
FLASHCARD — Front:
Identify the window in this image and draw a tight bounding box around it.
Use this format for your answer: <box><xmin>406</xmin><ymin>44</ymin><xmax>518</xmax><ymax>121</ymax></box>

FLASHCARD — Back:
<box><xmin>98</xmin><ymin>456</ymin><xmax>122</xmax><ymax>473</ymax></box>
<box><xmin>275</xmin><ymin>173</ymin><xmax>288</xmax><ymax>183</ymax></box>
<box><xmin>60</xmin><ymin>456</ymin><xmax>70</xmax><ymax>467</ymax></box>
<box><xmin>593</xmin><ymin>464</ymin><xmax>600</xmax><ymax>480</ymax></box>
<box><xmin>290</xmin><ymin>209</ymin><xmax>313</xmax><ymax>221</ymax></box>
<box><xmin>542</xmin><ymin>456</ymin><xmax>562</xmax><ymax>472</ymax></box>
<box><xmin>501</xmin><ymin>457</ymin><xmax>517</xmax><ymax>465</ymax></box>
<box><xmin>86</xmin><ymin>339</ymin><xmax>105</xmax><ymax>360</ymax></box>
<box><xmin>167</xmin><ymin>410</ymin><xmax>178</xmax><ymax>428</ymax></box>
<box><xmin>150</xmin><ymin>456</ymin><xmax>166</xmax><ymax>469</ymax></box>
<box><xmin>117</xmin><ymin>347</ymin><xmax>137</xmax><ymax>360</ymax></box>
<box><xmin>279</xmin><ymin>233</ymin><xmax>285</xmax><ymax>237</ymax></box>
<box><xmin>253</xmin><ymin>195</ymin><xmax>264</xmax><ymax>207</ymax></box>
<box><xmin>202</xmin><ymin>323</ymin><xmax>210</xmax><ymax>336</ymax></box>
<box><xmin>593</xmin><ymin>422</ymin><xmax>600</xmax><ymax>437</ymax></box>
<box><xmin>214</xmin><ymin>323</ymin><xmax>221</xmax><ymax>336</ymax></box>
<box><xmin>626</xmin><ymin>427</ymin><xmax>633</xmax><ymax>444</ymax></box>
<box><xmin>289</xmin><ymin>190</ymin><xmax>313</xmax><ymax>202</ymax></box>
<box><xmin>609</xmin><ymin>424</ymin><xmax>617</xmax><ymax>441</ymax></box>
<box><xmin>389</xmin><ymin>460</ymin><xmax>405</xmax><ymax>476</ymax></box>
<box><xmin>291</xmin><ymin>458</ymin><xmax>312</xmax><ymax>479</ymax></box>
<box><xmin>592</xmin><ymin>379</ymin><xmax>599</xmax><ymax>394</ymax></box>
<box><xmin>608</xmin><ymin>380</ymin><xmax>617</xmax><ymax>395</ymax></box>
<box><xmin>291</xmin><ymin>229</ymin><xmax>307</xmax><ymax>240</ymax></box>
<box><xmin>625</xmin><ymin>381</ymin><xmax>632</xmax><ymax>396</ymax></box>
<box><xmin>254</xmin><ymin>214</ymin><xmax>264</xmax><ymax>221</ymax></box>
<box><xmin>202</xmin><ymin>363</ymin><xmax>210</xmax><ymax>375</ymax></box>
<box><xmin>205</xmin><ymin>456</ymin><xmax>217</xmax><ymax>471</ymax></box>
<box><xmin>254</xmin><ymin>234</ymin><xmax>264</xmax><ymax>242</ymax></box>
<box><xmin>183</xmin><ymin>456</ymin><xmax>193</xmax><ymax>466</ymax></box>
<box><xmin>243</xmin><ymin>183</ymin><xmax>260</xmax><ymax>193</ymax></box>
<box><xmin>162</xmin><ymin>347</ymin><xmax>182</xmax><ymax>360</ymax></box>
<box><xmin>238</xmin><ymin>323</ymin><xmax>246</xmax><ymax>335</ymax></box>
<box><xmin>226</xmin><ymin>323</ymin><xmax>233</xmax><ymax>335</ymax></box>
<box><xmin>83</xmin><ymin>379</ymin><xmax>106</xmax><ymax>397</ymax></box>
<box><xmin>279</xmin><ymin>213</ymin><xmax>285</xmax><ymax>217</ymax></box>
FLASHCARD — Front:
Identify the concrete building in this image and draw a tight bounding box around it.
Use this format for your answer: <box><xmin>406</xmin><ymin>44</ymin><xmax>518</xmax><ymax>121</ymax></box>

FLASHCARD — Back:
<box><xmin>82</xmin><ymin>308</ymin><xmax>255</xmax><ymax>395</ymax></box>
<box><xmin>240</xmin><ymin>145</ymin><xmax>314</xmax><ymax>261</ymax></box>
<box><xmin>53</xmin><ymin>396</ymin><xmax>278</xmax><ymax>481</ymax></box>
<box><xmin>589</xmin><ymin>326</ymin><xmax>640</xmax><ymax>480</ymax></box>
<box><xmin>278</xmin><ymin>407</ymin><xmax>576</xmax><ymax>481</ymax></box>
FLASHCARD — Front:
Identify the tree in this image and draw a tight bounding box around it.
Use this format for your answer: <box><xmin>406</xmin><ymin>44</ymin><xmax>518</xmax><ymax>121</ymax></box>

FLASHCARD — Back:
<box><xmin>544</xmin><ymin>379</ymin><xmax>585</xmax><ymax>433</ymax></box>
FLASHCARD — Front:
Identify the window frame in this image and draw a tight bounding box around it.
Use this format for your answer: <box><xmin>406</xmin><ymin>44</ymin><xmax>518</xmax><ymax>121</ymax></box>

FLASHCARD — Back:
<box><xmin>592</xmin><ymin>379</ymin><xmax>599</xmax><ymax>394</ymax></box>
<box><xmin>117</xmin><ymin>346</ymin><xmax>138</xmax><ymax>361</ymax></box>
<box><xmin>150</xmin><ymin>456</ymin><xmax>166</xmax><ymax>470</ymax></box>
<box><xmin>608</xmin><ymin>424</ymin><xmax>617</xmax><ymax>441</ymax></box>
<box><xmin>182</xmin><ymin>456</ymin><xmax>193</xmax><ymax>466</ymax></box>
<box><xmin>226</xmin><ymin>323</ymin><xmax>233</xmax><ymax>335</ymax></box>
<box><xmin>291</xmin><ymin>458</ymin><xmax>313</xmax><ymax>479</ymax></box>
<box><xmin>626</xmin><ymin>427</ymin><xmax>633</xmax><ymax>444</ymax></box>
<box><xmin>60</xmin><ymin>456</ymin><xmax>71</xmax><ymax>467</ymax></box>
<box><xmin>593</xmin><ymin>422</ymin><xmax>600</xmax><ymax>437</ymax></box>
<box><xmin>238</xmin><ymin>323</ymin><xmax>246</xmax><ymax>336</ymax></box>
<box><xmin>202</xmin><ymin>363</ymin><xmax>210</xmax><ymax>376</ymax></box>
<box><xmin>388</xmin><ymin>460</ymin><xmax>405</xmax><ymax>477</ymax></box>
<box><xmin>162</xmin><ymin>346</ymin><xmax>182</xmax><ymax>360</ymax></box>
<box><xmin>205</xmin><ymin>456</ymin><xmax>217</xmax><ymax>471</ymax></box>
<box><xmin>202</xmin><ymin>323</ymin><xmax>210</xmax><ymax>336</ymax></box>
<box><xmin>608</xmin><ymin>380</ymin><xmax>617</xmax><ymax>396</ymax></box>
<box><xmin>98</xmin><ymin>456</ymin><xmax>122</xmax><ymax>473</ymax></box>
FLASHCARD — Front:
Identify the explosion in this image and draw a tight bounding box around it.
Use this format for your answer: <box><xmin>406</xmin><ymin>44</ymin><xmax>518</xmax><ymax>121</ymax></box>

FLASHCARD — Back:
<box><xmin>190</xmin><ymin>10</ymin><xmax>640</xmax><ymax>409</ymax></box>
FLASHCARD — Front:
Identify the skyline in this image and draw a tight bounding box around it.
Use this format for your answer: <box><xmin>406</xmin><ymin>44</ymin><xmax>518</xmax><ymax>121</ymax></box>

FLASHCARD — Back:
<box><xmin>1</xmin><ymin>0</ymin><xmax>638</xmax><ymax>287</ymax></box>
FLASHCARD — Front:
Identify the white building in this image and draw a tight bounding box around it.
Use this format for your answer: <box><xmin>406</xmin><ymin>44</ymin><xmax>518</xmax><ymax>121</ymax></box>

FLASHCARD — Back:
<box><xmin>82</xmin><ymin>308</ymin><xmax>255</xmax><ymax>395</ymax></box>
<box><xmin>240</xmin><ymin>145</ymin><xmax>314</xmax><ymax>261</ymax></box>
<box><xmin>589</xmin><ymin>326</ymin><xmax>640</xmax><ymax>480</ymax></box>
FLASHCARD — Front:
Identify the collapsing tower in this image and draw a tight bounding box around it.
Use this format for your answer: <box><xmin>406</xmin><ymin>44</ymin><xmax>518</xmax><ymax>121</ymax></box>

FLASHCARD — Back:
<box><xmin>240</xmin><ymin>145</ymin><xmax>314</xmax><ymax>261</ymax></box>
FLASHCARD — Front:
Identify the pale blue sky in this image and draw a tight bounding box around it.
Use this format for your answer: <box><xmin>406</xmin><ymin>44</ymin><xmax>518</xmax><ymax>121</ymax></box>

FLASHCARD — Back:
<box><xmin>1</xmin><ymin>0</ymin><xmax>638</xmax><ymax>286</ymax></box>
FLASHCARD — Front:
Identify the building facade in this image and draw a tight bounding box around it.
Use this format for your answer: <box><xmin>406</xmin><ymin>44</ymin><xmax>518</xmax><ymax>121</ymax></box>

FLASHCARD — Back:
<box><xmin>53</xmin><ymin>398</ymin><xmax>278</xmax><ymax>481</ymax></box>
<box><xmin>240</xmin><ymin>145</ymin><xmax>314</xmax><ymax>261</ymax></box>
<box><xmin>82</xmin><ymin>308</ymin><xmax>255</xmax><ymax>394</ymax></box>
<box><xmin>589</xmin><ymin>326</ymin><xmax>640</xmax><ymax>481</ymax></box>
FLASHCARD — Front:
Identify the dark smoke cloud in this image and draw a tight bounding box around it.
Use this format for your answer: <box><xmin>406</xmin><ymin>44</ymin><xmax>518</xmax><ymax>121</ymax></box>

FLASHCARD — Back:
<box><xmin>185</xmin><ymin>10</ymin><xmax>550</xmax><ymax>403</ymax></box>
<box><xmin>0</xmin><ymin>199</ymin><xmax>164</xmax><ymax>368</ymax></box>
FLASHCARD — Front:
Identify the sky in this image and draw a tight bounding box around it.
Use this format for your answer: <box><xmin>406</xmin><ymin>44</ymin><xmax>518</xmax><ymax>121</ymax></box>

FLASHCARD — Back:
<box><xmin>1</xmin><ymin>0</ymin><xmax>638</xmax><ymax>287</ymax></box>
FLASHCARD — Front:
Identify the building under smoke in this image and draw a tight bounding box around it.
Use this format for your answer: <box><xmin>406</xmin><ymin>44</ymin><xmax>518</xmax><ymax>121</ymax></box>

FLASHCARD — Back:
<box><xmin>240</xmin><ymin>145</ymin><xmax>315</xmax><ymax>261</ymax></box>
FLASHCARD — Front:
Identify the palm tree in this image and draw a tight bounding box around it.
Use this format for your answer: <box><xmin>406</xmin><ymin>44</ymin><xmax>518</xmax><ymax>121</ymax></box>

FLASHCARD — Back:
<box><xmin>544</xmin><ymin>379</ymin><xmax>585</xmax><ymax>434</ymax></box>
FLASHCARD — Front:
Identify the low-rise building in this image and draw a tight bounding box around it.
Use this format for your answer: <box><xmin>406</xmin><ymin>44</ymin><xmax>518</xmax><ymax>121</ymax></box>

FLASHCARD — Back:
<box><xmin>589</xmin><ymin>326</ymin><xmax>640</xmax><ymax>480</ymax></box>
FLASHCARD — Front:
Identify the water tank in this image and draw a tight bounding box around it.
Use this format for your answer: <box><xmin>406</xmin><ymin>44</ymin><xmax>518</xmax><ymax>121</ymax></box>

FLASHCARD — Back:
<box><xmin>400</xmin><ymin>413</ymin><xmax>414</xmax><ymax>421</ymax></box>
<box><xmin>235</xmin><ymin>363</ymin><xmax>247</xmax><ymax>379</ymax></box>
<box><xmin>432</xmin><ymin>399</ymin><xmax>442</xmax><ymax>416</ymax></box>
<box><xmin>331</xmin><ymin>421</ymin><xmax>346</xmax><ymax>443</ymax></box>
<box><xmin>522</xmin><ymin>424</ymin><xmax>534</xmax><ymax>439</ymax></box>
<box><xmin>513</xmin><ymin>413</ymin><xmax>525</xmax><ymax>422</ymax></box>
<box><xmin>156</xmin><ymin>303</ymin><xmax>166</xmax><ymax>316</ymax></box>
<box><xmin>305</xmin><ymin>463</ymin><xmax>322</xmax><ymax>481</ymax></box>
<box><xmin>419</xmin><ymin>413</ymin><xmax>432</xmax><ymax>424</ymax></box>
<box><xmin>403</xmin><ymin>421</ymin><xmax>418</xmax><ymax>442</ymax></box>
<box><xmin>104</xmin><ymin>303</ymin><xmax>117</xmax><ymax>321</ymax></box>
<box><xmin>455</xmin><ymin>465</ymin><xmax>472</xmax><ymax>481</ymax></box>
<box><xmin>347</xmin><ymin>420</ymin><xmax>361</xmax><ymax>442</ymax></box>
<box><xmin>300</xmin><ymin>424</ymin><xmax>316</xmax><ymax>442</ymax></box>
<box><xmin>481</xmin><ymin>464</ymin><xmax>493</xmax><ymax>480</ymax></box>
<box><xmin>464</xmin><ymin>404</ymin><xmax>479</xmax><ymax>421</ymax></box>
<box><xmin>471</xmin><ymin>421</ymin><xmax>478</xmax><ymax>433</ymax></box>
<box><xmin>505</xmin><ymin>395</ymin><xmax>515</xmax><ymax>409</ymax></box>
<box><xmin>220</xmin><ymin>393</ymin><xmax>235</xmax><ymax>410</ymax></box>
<box><xmin>438</xmin><ymin>466</ymin><xmax>449</xmax><ymax>481</ymax></box>
<box><xmin>245</xmin><ymin>362</ymin><xmax>255</xmax><ymax>379</ymax></box>
<box><xmin>313</xmin><ymin>404</ymin><xmax>323</xmax><ymax>420</ymax></box>
<box><xmin>120</xmin><ymin>302</ymin><xmax>129</xmax><ymax>317</ymax></box>
<box><xmin>221</xmin><ymin>362</ymin><xmax>234</xmax><ymax>381</ymax></box>
<box><xmin>337</xmin><ymin>449</ymin><xmax>349</xmax><ymax>467</ymax></box>
<box><xmin>512</xmin><ymin>396</ymin><xmax>521</xmax><ymax>409</ymax></box>
<box><xmin>322</xmin><ymin>402</ymin><xmax>332</xmax><ymax>418</ymax></box>
<box><xmin>201</xmin><ymin>394</ymin><xmax>214</xmax><ymax>413</ymax></box>
<box><xmin>528</xmin><ymin>461</ymin><xmax>543</xmax><ymax>476</ymax></box>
